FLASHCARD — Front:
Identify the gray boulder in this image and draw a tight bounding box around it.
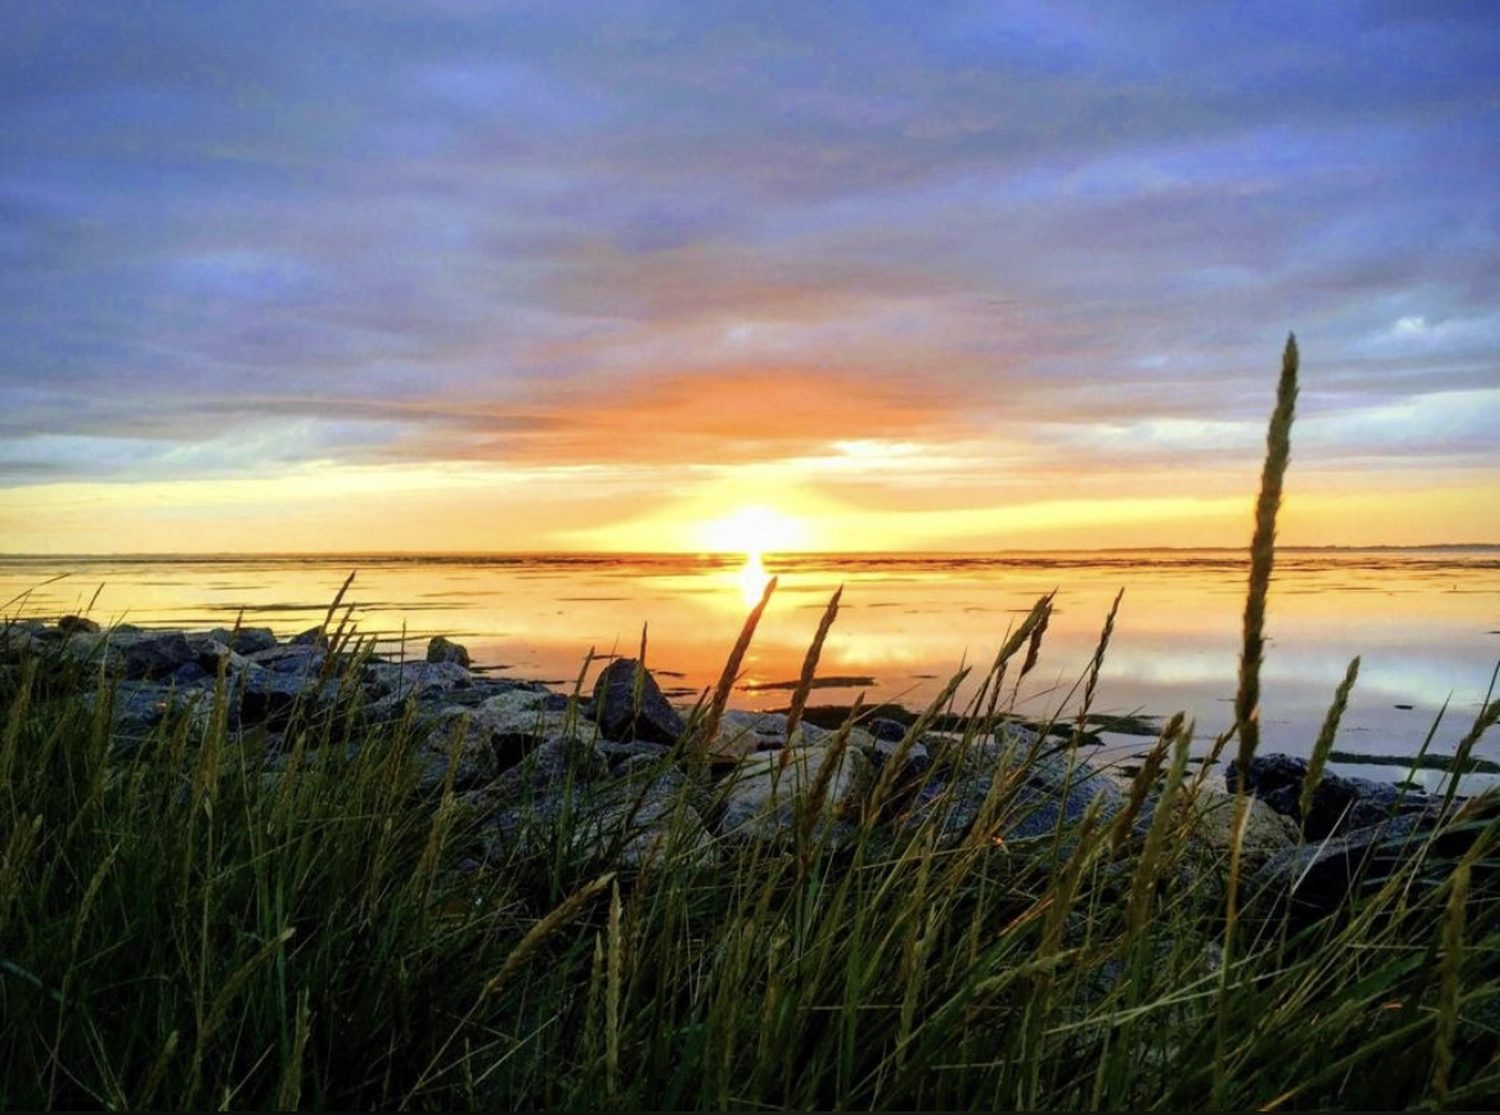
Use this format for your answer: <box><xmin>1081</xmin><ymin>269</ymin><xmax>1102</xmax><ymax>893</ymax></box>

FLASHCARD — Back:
<box><xmin>426</xmin><ymin>635</ymin><xmax>471</xmax><ymax>667</ymax></box>
<box><xmin>84</xmin><ymin>680</ymin><xmax>210</xmax><ymax>745</ymax></box>
<box><xmin>208</xmin><ymin>626</ymin><xmax>278</xmax><ymax>655</ymax></box>
<box><xmin>591</xmin><ymin>658</ymin><xmax>684</xmax><ymax>745</ymax></box>
<box><xmin>1228</xmin><ymin>752</ymin><xmax>1429</xmax><ymax>839</ymax></box>
<box><xmin>246</xmin><ymin>644</ymin><xmax>327</xmax><ymax>674</ymax></box>
<box><xmin>367</xmin><ymin>659</ymin><xmax>473</xmax><ymax>701</ymax></box>
<box><xmin>716</xmin><ymin>744</ymin><xmax>872</xmax><ymax>847</ymax></box>
<box><xmin>1250</xmin><ymin>810</ymin><xmax>1437</xmax><ymax>924</ymax></box>
<box><xmin>898</xmin><ymin>736</ymin><xmax>1124</xmax><ymax>851</ymax></box>
<box><xmin>94</xmin><ymin>629</ymin><xmax>199</xmax><ymax>681</ymax></box>
<box><xmin>486</xmin><ymin>767</ymin><xmax>714</xmax><ymax>870</ymax></box>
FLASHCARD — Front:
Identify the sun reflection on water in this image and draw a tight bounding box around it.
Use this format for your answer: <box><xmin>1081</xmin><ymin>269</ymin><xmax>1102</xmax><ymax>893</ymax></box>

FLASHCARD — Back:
<box><xmin>733</xmin><ymin>550</ymin><xmax>771</xmax><ymax>608</ymax></box>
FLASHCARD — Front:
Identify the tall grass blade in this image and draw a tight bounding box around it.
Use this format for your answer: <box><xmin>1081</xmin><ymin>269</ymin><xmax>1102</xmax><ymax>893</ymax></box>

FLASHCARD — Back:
<box><xmin>1431</xmin><ymin>858</ymin><xmax>1470</xmax><ymax>1100</ymax></box>
<box><xmin>785</xmin><ymin>584</ymin><xmax>843</xmax><ymax>741</ymax></box>
<box><xmin>1219</xmin><ymin>331</ymin><xmax>1298</xmax><ymax>1109</ymax></box>
<box><xmin>1301</xmin><ymin>656</ymin><xmax>1360</xmax><ymax>821</ymax></box>
<box><xmin>483</xmin><ymin>873</ymin><xmax>616</xmax><ymax>997</ymax></box>
<box><xmin>1075</xmin><ymin>587</ymin><xmax>1124</xmax><ymax>734</ymax></box>
<box><xmin>1234</xmin><ymin>332</ymin><xmax>1299</xmax><ymax>776</ymax></box>
<box><xmin>689</xmin><ymin>575</ymin><xmax>778</xmax><ymax>764</ymax></box>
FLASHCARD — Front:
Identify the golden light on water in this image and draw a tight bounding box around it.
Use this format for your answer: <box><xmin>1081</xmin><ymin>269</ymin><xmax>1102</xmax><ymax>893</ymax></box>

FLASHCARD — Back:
<box><xmin>697</xmin><ymin>505</ymin><xmax>801</xmax><ymax>607</ymax></box>
<box><xmin>733</xmin><ymin>550</ymin><xmax>772</xmax><ymax>608</ymax></box>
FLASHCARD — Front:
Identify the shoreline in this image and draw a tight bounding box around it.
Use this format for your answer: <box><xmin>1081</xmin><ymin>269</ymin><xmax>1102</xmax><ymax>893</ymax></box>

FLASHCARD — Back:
<box><xmin>5</xmin><ymin>611</ymin><xmax>1495</xmax><ymax>789</ymax></box>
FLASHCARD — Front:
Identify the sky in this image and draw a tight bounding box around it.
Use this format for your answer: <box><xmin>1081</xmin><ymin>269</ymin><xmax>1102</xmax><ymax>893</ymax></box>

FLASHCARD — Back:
<box><xmin>2</xmin><ymin>0</ymin><xmax>1497</xmax><ymax>553</ymax></box>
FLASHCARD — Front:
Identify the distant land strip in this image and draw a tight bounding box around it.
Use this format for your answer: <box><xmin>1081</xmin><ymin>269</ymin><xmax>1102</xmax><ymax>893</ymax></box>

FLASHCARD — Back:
<box><xmin>1329</xmin><ymin>749</ymin><xmax>1500</xmax><ymax>774</ymax></box>
<box><xmin>741</xmin><ymin>675</ymin><xmax>878</xmax><ymax>692</ymax></box>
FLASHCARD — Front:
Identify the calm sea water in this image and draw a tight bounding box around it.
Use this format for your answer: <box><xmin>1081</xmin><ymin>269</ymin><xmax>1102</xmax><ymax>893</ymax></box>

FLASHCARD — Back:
<box><xmin>3</xmin><ymin>550</ymin><xmax>1498</xmax><ymax>791</ymax></box>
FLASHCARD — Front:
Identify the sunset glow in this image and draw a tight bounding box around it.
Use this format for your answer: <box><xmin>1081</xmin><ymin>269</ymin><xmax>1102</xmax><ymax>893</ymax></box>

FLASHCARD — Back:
<box><xmin>1</xmin><ymin>4</ymin><xmax>1496</xmax><ymax>553</ymax></box>
<box><xmin>698</xmin><ymin>507</ymin><xmax>808</xmax><ymax>557</ymax></box>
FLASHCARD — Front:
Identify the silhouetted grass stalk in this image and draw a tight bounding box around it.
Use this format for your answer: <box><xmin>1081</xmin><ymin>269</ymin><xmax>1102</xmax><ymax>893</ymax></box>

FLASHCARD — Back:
<box><xmin>1301</xmin><ymin>655</ymin><xmax>1360</xmax><ymax>821</ymax></box>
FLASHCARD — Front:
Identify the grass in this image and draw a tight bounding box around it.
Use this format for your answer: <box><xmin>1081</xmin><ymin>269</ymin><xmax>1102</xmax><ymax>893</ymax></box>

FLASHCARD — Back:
<box><xmin>2</xmin><ymin>335</ymin><xmax>1499</xmax><ymax>1110</ymax></box>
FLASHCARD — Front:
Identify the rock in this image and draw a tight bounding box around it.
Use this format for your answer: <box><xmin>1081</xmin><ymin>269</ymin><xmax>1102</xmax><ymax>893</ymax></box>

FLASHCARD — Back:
<box><xmin>482</xmin><ymin>765</ymin><xmax>714</xmax><ymax>870</ymax></box>
<box><xmin>897</xmin><ymin>740</ymin><xmax>1124</xmax><ymax>851</ymax></box>
<box><xmin>57</xmin><ymin>615</ymin><xmax>101</xmax><ymax>635</ymax></box>
<box><xmin>208</xmin><ymin>626</ymin><xmax>278</xmax><ymax>655</ymax></box>
<box><xmin>414</xmin><ymin>750</ymin><xmax>495</xmax><ymax>795</ymax></box>
<box><xmin>84</xmin><ymin>681</ymin><xmax>209</xmax><ymax>744</ymax></box>
<box><xmin>475</xmin><ymin>687</ymin><xmax>588</xmax><ymax>744</ymax></box>
<box><xmin>290</xmin><ymin>626</ymin><xmax>327</xmax><ymax>647</ymax></box>
<box><xmin>928</xmin><ymin>722</ymin><xmax>1047</xmax><ymax>776</ymax></box>
<box><xmin>1180</xmin><ymin>774</ymin><xmax>1300</xmax><ymax>873</ymax></box>
<box><xmin>868</xmin><ymin>717</ymin><xmax>908</xmax><ymax>743</ymax></box>
<box><xmin>491</xmin><ymin>736</ymin><xmax>611</xmax><ymax>803</ymax></box>
<box><xmin>598</xmin><ymin>739</ymin><xmax>673</xmax><ymax>770</ymax></box>
<box><xmin>98</xmin><ymin>629</ymin><xmax>199</xmax><ymax>681</ymax></box>
<box><xmin>701</xmin><ymin>709</ymin><xmax>872</xmax><ymax>760</ymax></box>
<box><xmin>426</xmin><ymin>635</ymin><xmax>471</xmax><ymax>667</ymax></box>
<box><xmin>703</xmin><ymin>710</ymin><xmax>792</xmax><ymax>758</ymax></box>
<box><xmin>423</xmin><ymin>689</ymin><xmax>595</xmax><ymax>780</ymax></box>
<box><xmin>1228</xmin><ymin>752</ymin><xmax>1430</xmax><ymax>839</ymax></box>
<box><xmin>1004</xmin><ymin>776</ymin><xmax>1123</xmax><ymax>841</ymax></box>
<box><xmin>591</xmin><ymin>658</ymin><xmax>684</xmax><ymax>745</ymax></box>
<box><xmin>367</xmin><ymin>659</ymin><xmax>473</xmax><ymax>701</ymax></box>
<box><xmin>717</xmin><ymin>744</ymin><xmax>872</xmax><ymax>847</ymax></box>
<box><xmin>246</xmin><ymin>644</ymin><xmax>327</xmax><ymax>673</ymax></box>
<box><xmin>1251</xmin><ymin>811</ymin><xmax>1436</xmax><ymax>924</ymax></box>
<box><xmin>234</xmin><ymin>666</ymin><xmax>338</xmax><ymax>728</ymax></box>
<box><xmin>862</xmin><ymin>733</ymin><xmax>932</xmax><ymax>780</ymax></box>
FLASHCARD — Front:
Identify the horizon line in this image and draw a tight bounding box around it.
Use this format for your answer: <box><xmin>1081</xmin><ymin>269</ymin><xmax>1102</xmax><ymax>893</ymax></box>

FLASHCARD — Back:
<box><xmin>4</xmin><ymin>542</ymin><xmax>1499</xmax><ymax>561</ymax></box>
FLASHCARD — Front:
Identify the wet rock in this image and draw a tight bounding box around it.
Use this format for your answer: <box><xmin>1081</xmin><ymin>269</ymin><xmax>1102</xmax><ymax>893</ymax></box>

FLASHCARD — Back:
<box><xmin>591</xmin><ymin>658</ymin><xmax>684</xmax><ymax>745</ymax></box>
<box><xmin>426</xmin><ymin>635</ymin><xmax>471</xmax><ymax>667</ymax></box>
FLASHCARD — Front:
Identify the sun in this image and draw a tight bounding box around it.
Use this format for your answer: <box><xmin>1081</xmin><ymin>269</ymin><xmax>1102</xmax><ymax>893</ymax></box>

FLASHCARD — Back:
<box><xmin>698</xmin><ymin>505</ymin><xmax>807</xmax><ymax>556</ymax></box>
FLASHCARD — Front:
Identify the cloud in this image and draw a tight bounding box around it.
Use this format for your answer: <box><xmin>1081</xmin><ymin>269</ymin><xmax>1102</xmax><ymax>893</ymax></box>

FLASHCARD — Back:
<box><xmin>0</xmin><ymin>1</ymin><xmax>1496</xmax><ymax>543</ymax></box>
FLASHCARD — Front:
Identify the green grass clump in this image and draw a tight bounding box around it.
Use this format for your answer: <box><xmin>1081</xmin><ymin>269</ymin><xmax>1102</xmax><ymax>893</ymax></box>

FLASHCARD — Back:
<box><xmin>2</xmin><ymin>337</ymin><xmax>1499</xmax><ymax>1110</ymax></box>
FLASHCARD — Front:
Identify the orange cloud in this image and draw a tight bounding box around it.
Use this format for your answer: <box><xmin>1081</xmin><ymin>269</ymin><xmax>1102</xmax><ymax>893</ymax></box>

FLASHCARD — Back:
<box><xmin>432</xmin><ymin>365</ymin><xmax>963</xmax><ymax>466</ymax></box>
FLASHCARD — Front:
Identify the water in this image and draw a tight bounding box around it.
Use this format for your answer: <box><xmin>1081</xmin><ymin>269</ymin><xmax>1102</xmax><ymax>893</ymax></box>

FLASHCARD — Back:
<box><xmin>3</xmin><ymin>549</ymin><xmax>1498</xmax><ymax>791</ymax></box>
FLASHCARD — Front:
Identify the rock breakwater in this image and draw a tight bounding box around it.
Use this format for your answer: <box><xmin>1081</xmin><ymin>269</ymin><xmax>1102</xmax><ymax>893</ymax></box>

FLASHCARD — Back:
<box><xmin>3</xmin><ymin>615</ymin><xmax>1490</xmax><ymax>922</ymax></box>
